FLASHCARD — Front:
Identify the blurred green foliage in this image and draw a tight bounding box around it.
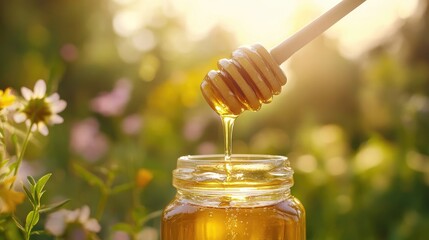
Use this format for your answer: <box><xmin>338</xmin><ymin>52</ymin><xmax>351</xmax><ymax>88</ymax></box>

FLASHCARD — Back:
<box><xmin>1</xmin><ymin>0</ymin><xmax>429</xmax><ymax>239</ymax></box>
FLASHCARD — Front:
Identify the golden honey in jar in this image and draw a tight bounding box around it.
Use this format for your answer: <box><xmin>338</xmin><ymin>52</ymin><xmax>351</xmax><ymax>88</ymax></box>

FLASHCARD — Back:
<box><xmin>161</xmin><ymin>154</ymin><xmax>305</xmax><ymax>240</ymax></box>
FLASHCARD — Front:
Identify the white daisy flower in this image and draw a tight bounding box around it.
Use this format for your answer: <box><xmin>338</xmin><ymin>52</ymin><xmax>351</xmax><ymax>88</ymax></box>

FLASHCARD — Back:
<box><xmin>45</xmin><ymin>205</ymin><xmax>101</xmax><ymax>237</ymax></box>
<box><xmin>13</xmin><ymin>79</ymin><xmax>67</xmax><ymax>136</ymax></box>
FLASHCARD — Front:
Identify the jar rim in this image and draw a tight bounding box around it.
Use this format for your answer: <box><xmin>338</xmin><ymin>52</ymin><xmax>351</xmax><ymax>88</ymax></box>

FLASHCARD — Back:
<box><xmin>173</xmin><ymin>154</ymin><xmax>293</xmax><ymax>189</ymax></box>
<box><xmin>178</xmin><ymin>154</ymin><xmax>287</xmax><ymax>164</ymax></box>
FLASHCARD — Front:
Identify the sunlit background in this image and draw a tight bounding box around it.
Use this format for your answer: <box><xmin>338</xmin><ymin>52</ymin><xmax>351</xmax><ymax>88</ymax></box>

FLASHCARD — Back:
<box><xmin>1</xmin><ymin>0</ymin><xmax>429</xmax><ymax>239</ymax></box>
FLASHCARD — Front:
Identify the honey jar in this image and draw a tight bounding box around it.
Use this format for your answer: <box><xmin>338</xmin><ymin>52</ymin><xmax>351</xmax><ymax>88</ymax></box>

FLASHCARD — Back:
<box><xmin>161</xmin><ymin>154</ymin><xmax>305</xmax><ymax>239</ymax></box>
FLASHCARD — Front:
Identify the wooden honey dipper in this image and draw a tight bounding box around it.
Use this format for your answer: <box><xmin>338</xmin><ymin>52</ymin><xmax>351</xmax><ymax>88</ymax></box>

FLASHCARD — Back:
<box><xmin>201</xmin><ymin>0</ymin><xmax>366</xmax><ymax>116</ymax></box>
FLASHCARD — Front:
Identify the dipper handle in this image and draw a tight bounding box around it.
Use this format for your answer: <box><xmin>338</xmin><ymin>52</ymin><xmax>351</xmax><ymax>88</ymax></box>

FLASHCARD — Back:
<box><xmin>270</xmin><ymin>0</ymin><xmax>366</xmax><ymax>65</ymax></box>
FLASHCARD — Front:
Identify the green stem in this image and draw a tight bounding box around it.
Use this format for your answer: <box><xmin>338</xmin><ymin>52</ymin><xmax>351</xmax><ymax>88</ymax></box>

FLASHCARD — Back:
<box><xmin>0</xmin><ymin>119</ymin><xmax>6</xmax><ymax>160</ymax></box>
<box><xmin>141</xmin><ymin>210</ymin><xmax>162</xmax><ymax>226</ymax></box>
<box><xmin>10</xmin><ymin>123</ymin><xmax>33</xmax><ymax>189</ymax></box>
<box><xmin>96</xmin><ymin>165</ymin><xmax>118</xmax><ymax>220</ymax></box>
<box><xmin>0</xmin><ymin>116</ymin><xmax>11</xmax><ymax>162</ymax></box>
<box><xmin>96</xmin><ymin>189</ymin><xmax>109</xmax><ymax>220</ymax></box>
<box><xmin>25</xmin><ymin>206</ymin><xmax>39</xmax><ymax>240</ymax></box>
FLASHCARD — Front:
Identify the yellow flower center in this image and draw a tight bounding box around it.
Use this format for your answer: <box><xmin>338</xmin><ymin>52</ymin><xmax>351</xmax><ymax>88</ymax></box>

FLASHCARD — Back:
<box><xmin>23</xmin><ymin>97</ymin><xmax>52</xmax><ymax>123</ymax></box>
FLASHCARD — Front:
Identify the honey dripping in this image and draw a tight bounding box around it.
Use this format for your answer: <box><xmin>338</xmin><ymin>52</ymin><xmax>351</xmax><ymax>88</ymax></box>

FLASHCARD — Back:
<box><xmin>221</xmin><ymin>115</ymin><xmax>235</xmax><ymax>179</ymax></box>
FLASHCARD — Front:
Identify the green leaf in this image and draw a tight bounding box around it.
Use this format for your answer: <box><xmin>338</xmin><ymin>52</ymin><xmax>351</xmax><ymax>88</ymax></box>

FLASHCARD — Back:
<box><xmin>110</xmin><ymin>182</ymin><xmax>133</xmax><ymax>195</ymax></box>
<box><xmin>39</xmin><ymin>190</ymin><xmax>46</xmax><ymax>200</ymax></box>
<box><xmin>25</xmin><ymin>211</ymin><xmax>40</xmax><ymax>232</ymax></box>
<box><xmin>27</xmin><ymin>176</ymin><xmax>37</xmax><ymax>198</ymax></box>
<box><xmin>33</xmin><ymin>190</ymin><xmax>40</xmax><ymax>206</ymax></box>
<box><xmin>72</xmin><ymin>163</ymin><xmax>105</xmax><ymax>190</ymax></box>
<box><xmin>11</xmin><ymin>215</ymin><xmax>25</xmax><ymax>232</ymax></box>
<box><xmin>35</xmin><ymin>173</ymin><xmax>52</xmax><ymax>194</ymax></box>
<box><xmin>27</xmin><ymin>176</ymin><xmax>36</xmax><ymax>186</ymax></box>
<box><xmin>23</xmin><ymin>186</ymin><xmax>36</xmax><ymax>207</ymax></box>
<box><xmin>0</xmin><ymin>172</ymin><xmax>8</xmax><ymax>181</ymax></box>
<box><xmin>0</xmin><ymin>159</ymin><xmax>6</xmax><ymax>168</ymax></box>
<box><xmin>39</xmin><ymin>199</ymin><xmax>70</xmax><ymax>213</ymax></box>
<box><xmin>8</xmin><ymin>162</ymin><xmax>19</xmax><ymax>173</ymax></box>
<box><xmin>31</xmin><ymin>230</ymin><xmax>44</xmax><ymax>235</ymax></box>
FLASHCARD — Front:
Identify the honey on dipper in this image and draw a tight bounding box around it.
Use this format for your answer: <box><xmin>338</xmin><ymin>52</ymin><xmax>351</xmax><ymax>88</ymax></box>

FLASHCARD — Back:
<box><xmin>200</xmin><ymin>44</ymin><xmax>287</xmax><ymax>116</ymax></box>
<box><xmin>161</xmin><ymin>1</ymin><xmax>366</xmax><ymax>239</ymax></box>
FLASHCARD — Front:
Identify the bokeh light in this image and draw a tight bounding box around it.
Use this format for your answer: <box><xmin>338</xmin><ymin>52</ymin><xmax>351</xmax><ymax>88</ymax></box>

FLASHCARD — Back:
<box><xmin>1</xmin><ymin>0</ymin><xmax>428</xmax><ymax>239</ymax></box>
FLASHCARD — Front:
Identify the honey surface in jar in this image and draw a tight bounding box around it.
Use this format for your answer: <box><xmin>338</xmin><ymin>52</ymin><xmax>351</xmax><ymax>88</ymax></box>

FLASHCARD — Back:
<box><xmin>162</xmin><ymin>197</ymin><xmax>305</xmax><ymax>240</ymax></box>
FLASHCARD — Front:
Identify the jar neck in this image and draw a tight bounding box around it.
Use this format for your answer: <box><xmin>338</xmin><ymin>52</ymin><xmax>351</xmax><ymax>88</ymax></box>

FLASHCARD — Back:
<box><xmin>176</xmin><ymin>187</ymin><xmax>291</xmax><ymax>207</ymax></box>
<box><xmin>173</xmin><ymin>154</ymin><xmax>294</xmax><ymax>207</ymax></box>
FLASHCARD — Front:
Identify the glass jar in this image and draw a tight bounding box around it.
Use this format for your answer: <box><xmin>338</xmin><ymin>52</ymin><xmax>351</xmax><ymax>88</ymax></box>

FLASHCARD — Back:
<box><xmin>161</xmin><ymin>154</ymin><xmax>305</xmax><ymax>240</ymax></box>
